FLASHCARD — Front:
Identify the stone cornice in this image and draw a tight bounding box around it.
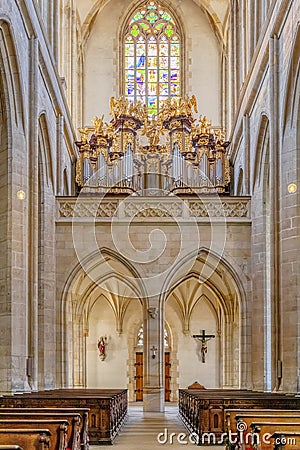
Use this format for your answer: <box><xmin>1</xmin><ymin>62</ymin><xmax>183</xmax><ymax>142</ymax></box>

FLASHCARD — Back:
<box><xmin>56</xmin><ymin>196</ymin><xmax>251</xmax><ymax>223</ymax></box>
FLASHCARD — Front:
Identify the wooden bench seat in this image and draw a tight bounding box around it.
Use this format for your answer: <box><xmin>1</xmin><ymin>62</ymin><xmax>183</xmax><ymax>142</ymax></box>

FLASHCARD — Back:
<box><xmin>250</xmin><ymin>421</ymin><xmax>300</xmax><ymax>450</ymax></box>
<box><xmin>226</xmin><ymin>410</ymin><xmax>300</xmax><ymax>434</ymax></box>
<box><xmin>178</xmin><ymin>389</ymin><xmax>300</xmax><ymax>440</ymax></box>
<box><xmin>0</xmin><ymin>420</ymin><xmax>69</xmax><ymax>450</ymax></box>
<box><xmin>271</xmin><ymin>431</ymin><xmax>300</xmax><ymax>450</ymax></box>
<box><xmin>0</xmin><ymin>429</ymin><xmax>51</xmax><ymax>450</ymax></box>
<box><xmin>0</xmin><ymin>411</ymin><xmax>85</xmax><ymax>450</ymax></box>
<box><xmin>0</xmin><ymin>389</ymin><xmax>127</xmax><ymax>445</ymax></box>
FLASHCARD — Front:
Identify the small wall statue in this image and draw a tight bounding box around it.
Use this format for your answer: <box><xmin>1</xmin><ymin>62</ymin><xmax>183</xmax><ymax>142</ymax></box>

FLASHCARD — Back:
<box><xmin>97</xmin><ymin>336</ymin><xmax>108</xmax><ymax>361</ymax></box>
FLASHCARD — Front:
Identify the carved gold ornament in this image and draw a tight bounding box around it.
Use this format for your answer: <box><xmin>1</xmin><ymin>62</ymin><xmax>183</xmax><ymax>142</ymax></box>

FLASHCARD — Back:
<box><xmin>75</xmin><ymin>96</ymin><xmax>231</xmax><ymax>194</ymax></box>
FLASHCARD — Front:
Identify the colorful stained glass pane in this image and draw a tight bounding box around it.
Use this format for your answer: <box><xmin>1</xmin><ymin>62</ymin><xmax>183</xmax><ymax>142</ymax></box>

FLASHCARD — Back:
<box><xmin>125</xmin><ymin>70</ymin><xmax>135</xmax><ymax>82</ymax></box>
<box><xmin>148</xmin><ymin>97</ymin><xmax>158</xmax><ymax>115</ymax></box>
<box><xmin>170</xmin><ymin>57</ymin><xmax>180</xmax><ymax>69</ymax></box>
<box><xmin>160</xmin><ymin>57</ymin><xmax>168</xmax><ymax>69</ymax></box>
<box><xmin>155</xmin><ymin>22</ymin><xmax>164</xmax><ymax>31</ymax></box>
<box><xmin>159</xmin><ymin>70</ymin><xmax>168</xmax><ymax>82</ymax></box>
<box><xmin>131</xmin><ymin>12</ymin><xmax>143</xmax><ymax>22</ymax></box>
<box><xmin>125</xmin><ymin>2</ymin><xmax>181</xmax><ymax>114</ymax></box>
<box><xmin>170</xmin><ymin>70</ymin><xmax>179</xmax><ymax>81</ymax></box>
<box><xmin>148</xmin><ymin>2</ymin><xmax>156</xmax><ymax>10</ymax></box>
<box><xmin>170</xmin><ymin>83</ymin><xmax>180</xmax><ymax>96</ymax></box>
<box><xmin>125</xmin><ymin>83</ymin><xmax>134</xmax><ymax>96</ymax></box>
<box><xmin>149</xmin><ymin>69</ymin><xmax>157</xmax><ymax>82</ymax></box>
<box><xmin>146</xmin><ymin>12</ymin><xmax>158</xmax><ymax>23</ymax></box>
<box><xmin>136</xmin><ymin>70</ymin><xmax>146</xmax><ymax>83</ymax></box>
<box><xmin>165</xmin><ymin>25</ymin><xmax>174</xmax><ymax>37</ymax></box>
<box><xmin>159</xmin><ymin>43</ymin><xmax>168</xmax><ymax>56</ymax></box>
<box><xmin>148</xmin><ymin>83</ymin><xmax>157</xmax><ymax>95</ymax></box>
<box><xmin>159</xmin><ymin>83</ymin><xmax>168</xmax><ymax>95</ymax></box>
<box><xmin>136</xmin><ymin>43</ymin><xmax>145</xmax><ymax>56</ymax></box>
<box><xmin>125</xmin><ymin>57</ymin><xmax>134</xmax><ymax>69</ymax></box>
<box><xmin>148</xmin><ymin>42</ymin><xmax>157</xmax><ymax>56</ymax></box>
<box><xmin>131</xmin><ymin>25</ymin><xmax>139</xmax><ymax>37</ymax></box>
<box><xmin>125</xmin><ymin>43</ymin><xmax>134</xmax><ymax>56</ymax></box>
<box><xmin>170</xmin><ymin>43</ymin><xmax>180</xmax><ymax>56</ymax></box>
<box><xmin>161</xmin><ymin>12</ymin><xmax>174</xmax><ymax>23</ymax></box>
<box><xmin>128</xmin><ymin>96</ymin><xmax>135</xmax><ymax>104</ymax></box>
<box><xmin>147</xmin><ymin>57</ymin><xmax>157</xmax><ymax>68</ymax></box>
<box><xmin>137</xmin><ymin>83</ymin><xmax>146</xmax><ymax>96</ymax></box>
<box><xmin>140</xmin><ymin>22</ymin><xmax>149</xmax><ymax>31</ymax></box>
<box><xmin>136</xmin><ymin>54</ymin><xmax>146</xmax><ymax>68</ymax></box>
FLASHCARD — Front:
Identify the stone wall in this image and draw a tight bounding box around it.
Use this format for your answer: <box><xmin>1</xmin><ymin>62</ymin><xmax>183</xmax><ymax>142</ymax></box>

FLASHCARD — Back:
<box><xmin>0</xmin><ymin>0</ymin><xmax>75</xmax><ymax>393</ymax></box>
<box><xmin>229</xmin><ymin>0</ymin><xmax>300</xmax><ymax>391</ymax></box>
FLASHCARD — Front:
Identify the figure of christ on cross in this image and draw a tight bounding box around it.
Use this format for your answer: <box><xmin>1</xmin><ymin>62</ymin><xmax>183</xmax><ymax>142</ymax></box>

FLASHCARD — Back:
<box><xmin>192</xmin><ymin>330</ymin><xmax>215</xmax><ymax>363</ymax></box>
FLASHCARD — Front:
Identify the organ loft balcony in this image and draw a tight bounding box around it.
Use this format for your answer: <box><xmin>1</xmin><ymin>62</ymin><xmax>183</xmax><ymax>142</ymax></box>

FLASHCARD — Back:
<box><xmin>56</xmin><ymin>96</ymin><xmax>251</xmax><ymax>223</ymax></box>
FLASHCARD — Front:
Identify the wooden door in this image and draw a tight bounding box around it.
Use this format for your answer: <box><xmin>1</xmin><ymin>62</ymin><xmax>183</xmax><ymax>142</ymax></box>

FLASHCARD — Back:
<box><xmin>135</xmin><ymin>352</ymin><xmax>171</xmax><ymax>401</ymax></box>
<box><xmin>135</xmin><ymin>352</ymin><xmax>143</xmax><ymax>401</ymax></box>
<box><xmin>165</xmin><ymin>352</ymin><xmax>171</xmax><ymax>402</ymax></box>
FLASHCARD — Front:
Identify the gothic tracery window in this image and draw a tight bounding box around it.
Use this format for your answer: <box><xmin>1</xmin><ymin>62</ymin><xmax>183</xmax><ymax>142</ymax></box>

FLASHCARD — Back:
<box><xmin>123</xmin><ymin>0</ymin><xmax>182</xmax><ymax>115</ymax></box>
<box><xmin>137</xmin><ymin>324</ymin><xmax>169</xmax><ymax>347</ymax></box>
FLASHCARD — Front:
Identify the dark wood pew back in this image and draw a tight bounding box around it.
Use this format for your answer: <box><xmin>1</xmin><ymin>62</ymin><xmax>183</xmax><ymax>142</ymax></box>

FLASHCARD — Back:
<box><xmin>0</xmin><ymin>412</ymin><xmax>84</xmax><ymax>450</ymax></box>
<box><xmin>0</xmin><ymin>389</ymin><xmax>127</xmax><ymax>445</ymax></box>
<box><xmin>0</xmin><ymin>429</ymin><xmax>51</xmax><ymax>450</ymax></box>
<box><xmin>0</xmin><ymin>420</ymin><xmax>68</xmax><ymax>450</ymax></box>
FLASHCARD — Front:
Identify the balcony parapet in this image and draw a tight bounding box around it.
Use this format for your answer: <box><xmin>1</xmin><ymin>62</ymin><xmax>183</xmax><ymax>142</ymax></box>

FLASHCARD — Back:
<box><xmin>56</xmin><ymin>196</ymin><xmax>251</xmax><ymax>223</ymax></box>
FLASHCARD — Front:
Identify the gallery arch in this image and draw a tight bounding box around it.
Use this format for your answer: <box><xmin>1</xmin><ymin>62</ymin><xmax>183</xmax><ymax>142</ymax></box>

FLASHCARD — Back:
<box><xmin>59</xmin><ymin>245</ymin><xmax>246</xmax><ymax>400</ymax></box>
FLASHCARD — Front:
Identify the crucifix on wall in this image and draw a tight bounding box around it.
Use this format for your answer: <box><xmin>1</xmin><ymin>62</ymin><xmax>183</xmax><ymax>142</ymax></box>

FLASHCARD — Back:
<box><xmin>192</xmin><ymin>330</ymin><xmax>215</xmax><ymax>363</ymax></box>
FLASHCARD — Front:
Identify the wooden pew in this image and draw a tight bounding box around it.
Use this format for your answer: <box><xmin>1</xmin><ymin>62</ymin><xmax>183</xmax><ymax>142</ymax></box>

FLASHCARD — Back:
<box><xmin>178</xmin><ymin>389</ymin><xmax>300</xmax><ymax>441</ymax></box>
<box><xmin>226</xmin><ymin>410</ymin><xmax>300</xmax><ymax>435</ymax></box>
<box><xmin>0</xmin><ymin>420</ymin><xmax>68</xmax><ymax>450</ymax></box>
<box><xmin>271</xmin><ymin>432</ymin><xmax>300</xmax><ymax>450</ymax></box>
<box><xmin>249</xmin><ymin>421</ymin><xmax>300</xmax><ymax>450</ymax></box>
<box><xmin>0</xmin><ymin>389</ymin><xmax>127</xmax><ymax>445</ymax></box>
<box><xmin>0</xmin><ymin>410</ymin><xmax>85</xmax><ymax>450</ymax></box>
<box><xmin>224</xmin><ymin>411</ymin><xmax>300</xmax><ymax>450</ymax></box>
<box><xmin>0</xmin><ymin>429</ymin><xmax>51</xmax><ymax>449</ymax></box>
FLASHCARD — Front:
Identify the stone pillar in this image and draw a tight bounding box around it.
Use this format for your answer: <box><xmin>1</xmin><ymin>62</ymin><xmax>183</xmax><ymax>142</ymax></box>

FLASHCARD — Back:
<box><xmin>143</xmin><ymin>296</ymin><xmax>164</xmax><ymax>412</ymax></box>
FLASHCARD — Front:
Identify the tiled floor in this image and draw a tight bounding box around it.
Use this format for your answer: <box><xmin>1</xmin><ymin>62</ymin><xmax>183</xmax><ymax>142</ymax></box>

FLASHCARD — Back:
<box><xmin>90</xmin><ymin>403</ymin><xmax>223</xmax><ymax>449</ymax></box>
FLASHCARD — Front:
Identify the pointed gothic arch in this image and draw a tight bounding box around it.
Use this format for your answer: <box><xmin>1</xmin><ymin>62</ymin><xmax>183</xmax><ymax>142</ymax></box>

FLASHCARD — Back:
<box><xmin>59</xmin><ymin>248</ymin><xmax>147</xmax><ymax>387</ymax></box>
<box><xmin>161</xmin><ymin>247</ymin><xmax>249</xmax><ymax>388</ymax></box>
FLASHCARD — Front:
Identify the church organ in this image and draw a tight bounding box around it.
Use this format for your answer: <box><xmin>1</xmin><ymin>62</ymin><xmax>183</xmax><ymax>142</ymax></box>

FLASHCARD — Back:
<box><xmin>75</xmin><ymin>96</ymin><xmax>230</xmax><ymax>195</ymax></box>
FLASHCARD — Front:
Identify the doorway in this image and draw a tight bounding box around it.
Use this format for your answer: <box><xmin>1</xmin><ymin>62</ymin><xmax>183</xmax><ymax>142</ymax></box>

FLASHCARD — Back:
<box><xmin>135</xmin><ymin>352</ymin><xmax>171</xmax><ymax>401</ymax></box>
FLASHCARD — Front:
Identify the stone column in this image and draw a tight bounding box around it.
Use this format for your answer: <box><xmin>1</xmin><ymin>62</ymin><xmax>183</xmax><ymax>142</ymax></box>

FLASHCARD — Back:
<box><xmin>143</xmin><ymin>296</ymin><xmax>164</xmax><ymax>412</ymax></box>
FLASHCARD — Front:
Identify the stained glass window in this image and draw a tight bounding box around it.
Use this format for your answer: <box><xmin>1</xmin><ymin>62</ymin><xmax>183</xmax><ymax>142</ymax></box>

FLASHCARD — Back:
<box><xmin>124</xmin><ymin>1</ymin><xmax>181</xmax><ymax>116</ymax></box>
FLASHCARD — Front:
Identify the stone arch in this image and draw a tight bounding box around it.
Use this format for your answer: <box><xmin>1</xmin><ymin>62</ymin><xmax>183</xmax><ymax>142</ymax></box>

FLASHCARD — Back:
<box><xmin>161</xmin><ymin>247</ymin><xmax>249</xmax><ymax>388</ymax></box>
<box><xmin>252</xmin><ymin>114</ymin><xmax>269</xmax><ymax>191</ymax></box>
<box><xmin>59</xmin><ymin>248</ymin><xmax>147</xmax><ymax>387</ymax></box>
<box><xmin>0</xmin><ymin>19</ymin><xmax>25</xmax><ymax>131</ymax></box>
<box><xmin>80</xmin><ymin>0</ymin><xmax>228</xmax><ymax>48</ymax></box>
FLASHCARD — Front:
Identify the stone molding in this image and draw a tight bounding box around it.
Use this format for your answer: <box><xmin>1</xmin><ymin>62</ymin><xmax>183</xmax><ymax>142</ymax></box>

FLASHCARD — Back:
<box><xmin>56</xmin><ymin>196</ymin><xmax>251</xmax><ymax>222</ymax></box>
